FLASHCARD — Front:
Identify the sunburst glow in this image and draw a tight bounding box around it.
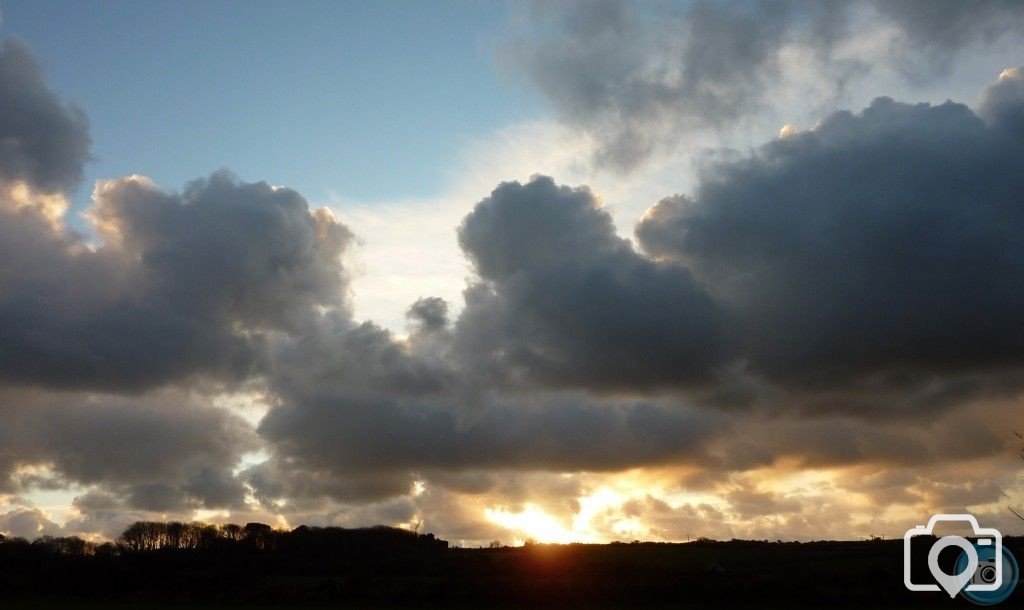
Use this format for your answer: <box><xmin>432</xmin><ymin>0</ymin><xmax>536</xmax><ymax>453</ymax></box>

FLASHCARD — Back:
<box><xmin>484</xmin><ymin>504</ymin><xmax>584</xmax><ymax>544</ymax></box>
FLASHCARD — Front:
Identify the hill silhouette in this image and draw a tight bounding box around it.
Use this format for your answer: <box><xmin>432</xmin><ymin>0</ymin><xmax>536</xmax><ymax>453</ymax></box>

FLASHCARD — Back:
<box><xmin>0</xmin><ymin>521</ymin><xmax>1020</xmax><ymax>608</ymax></box>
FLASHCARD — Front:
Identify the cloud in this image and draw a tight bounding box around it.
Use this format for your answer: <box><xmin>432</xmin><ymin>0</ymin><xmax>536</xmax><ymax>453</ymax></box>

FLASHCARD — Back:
<box><xmin>259</xmin><ymin>392</ymin><xmax>724</xmax><ymax>479</ymax></box>
<box><xmin>1</xmin><ymin>34</ymin><xmax>1023</xmax><ymax>545</ymax></box>
<box><xmin>504</xmin><ymin>1</ymin><xmax>1024</xmax><ymax>171</ymax></box>
<box><xmin>979</xmin><ymin>66</ymin><xmax>1024</xmax><ymax>138</ymax></box>
<box><xmin>0</xmin><ymin>39</ymin><xmax>90</xmax><ymax>193</ymax></box>
<box><xmin>64</xmin><ymin>490</ymin><xmax>147</xmax><ymax>539</ymax></box>
<box><xmin>717</xmin><ymin>402</ymin><xmax>1013</xmax><ymax>473</ymax></box>
<box><xmin>406</xmin><ymin>296</ymin><xmax>450</xmax><ymax>334</ymax></box>
<box><xmin>454</xmin><ymin>175</ymin><xmax>725</xmax><ymax>391</ymax></box>
<box><xmin>0</xmin><ymin>170</ymin><xmax>352</xmax><ymax>391</ymax></box>
<box><xmin>0</xmin><ymin>387</ymin><xmax>257</xmax><ymax>510</ymax></box>
<box><xmin>636</xmin><ymin>87</ymin><xmax>1024</xmax><ymax>403</ymax></box>
<box><xmin>871</xmin><ymin>1</ymin><xmax>1024</xmax><ymax>64</ymax></box>
<box><xmin>254</xmin><ymin>304</ymin><xmax>728</xmax><ymax>502</ymax></box>
<box><xmin>252</xmin><ymin>71</ymin><xmax>1024</xmax><ymax>518</ymax></box>
<box><xmin>0</xmin><ymin>506</ymin><xmax>64</xmax><ymax>539</ymax></box>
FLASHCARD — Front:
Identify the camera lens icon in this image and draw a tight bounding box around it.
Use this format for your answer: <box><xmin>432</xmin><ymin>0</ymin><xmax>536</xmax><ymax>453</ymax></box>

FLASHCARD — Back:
<box><xmin>956</xmin><ymin>542</ymin><xmax>1019</xmax><ymax>606</ymax></box>
<box><xmin>904</xmin><ymin>514</ymin><xmax>1017</xmax><ymax>603</ymax></box>
<box><xmin>976</xmin><ymin>559</ymin><xmax>998</xmax><ymax>585</ymax></box>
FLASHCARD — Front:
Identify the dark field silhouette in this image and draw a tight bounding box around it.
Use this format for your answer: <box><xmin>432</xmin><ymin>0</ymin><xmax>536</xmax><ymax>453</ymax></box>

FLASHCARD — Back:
<box><xmin>0</xmin><ymin>521</ymin><xmax>1020</xmax><ymax>608</ymax></box>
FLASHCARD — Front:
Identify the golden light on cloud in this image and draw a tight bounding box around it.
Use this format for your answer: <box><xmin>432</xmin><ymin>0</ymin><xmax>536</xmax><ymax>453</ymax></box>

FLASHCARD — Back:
<box><xmin>485</xmin><ymin>504</ymin><xmax>582</xmax><ymax>544</ymax></box>
<box><xmin>193</xmin><ymin>508</ymin><xmax>231</xmax><ymax>522</ymax></box>
<box><xmin>483</xmin><ymin>484</ymin><xmax>666</xmax><ymax>544</ymax></box>
<box><xmin>4</xmin><ymin>180</ymin><xmax>69</xmax><ymax>230</ymax></box>
<box><xmin>475</xmin><ymin>462</ymin><xmax>1012</xmax><ymax>546</ymax></box>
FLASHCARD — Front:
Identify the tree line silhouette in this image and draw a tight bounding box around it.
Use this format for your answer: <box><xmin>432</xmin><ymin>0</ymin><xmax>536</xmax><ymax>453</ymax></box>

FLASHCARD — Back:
<box><xmin>0</xmin><ymin>521</ymin><xmax>1020</xmax><ymax>608</ymax></box>
<box><xmin>0</xmin><ymin>519</ymin><xmax>446</xmax><ymax>557</ymax></box>
<box><xmin>0</xmin><ymin>520</ymin><xmax>454</xmax><ymax>606</ymax></box>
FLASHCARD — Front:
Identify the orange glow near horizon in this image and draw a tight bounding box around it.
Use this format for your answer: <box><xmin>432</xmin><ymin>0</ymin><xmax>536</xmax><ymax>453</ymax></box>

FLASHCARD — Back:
<box><xmin>484</xmin><ymin>486</ymin><xmax>657</xmax><ymax>544</ymax></box>
<box><xmin>484</xmin><ymin>504</ymin><xmax>583</xmax><ymax>544</ymax></box>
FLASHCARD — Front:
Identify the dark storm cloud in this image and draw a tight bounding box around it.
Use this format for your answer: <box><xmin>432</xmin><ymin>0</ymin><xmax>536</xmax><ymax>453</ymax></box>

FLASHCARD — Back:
<box><xmin>3</xmin><ymin>32</ymin><xmax>1024</xmax><ymax>537</ymax></box>
<box><xmin>719</xmin><ymin>408</ymin><xmax>1008</xmax><ymax>473</ymax></box>
<box><xmin>256</xmin><ymin>73</ymin><xmax>1024</xmax><ymax>500</ymax></box>
<box><xmin>259</xmin><ymin>391</ymin><xmax>723</xmax><ymax>478</ymax></box>
<box><xmin>244</xmin><ymin>169</ymin><xmax>731</xmax><ymax>502</ymax></box>
<box><xmin>0</xmin><ymin>170</ymin><xmax>352</xmax><ymax>391</ymax></box>
<box><xmin>636</xmin><ymin>90</ymin><xmax>1024</xmax><ymax>391</ymax></box>
<box><xmin>65</xmin><ymin>491</ymin><xmax>146</xmax><ymax>539</ymax></box>
<box><xmin>243</xmin><ymin>456</ymin><xmax>420</xmax><ymax>506</ymax></box>
<box><xmin>454</xmin><ymin>176</ymin><xmax>725</xmax><ymax>391</ymax></box>
<box><xmin>254</xmin><ymin>303</ymin><xmax>728</xmax><ymax>501</ymax></box>
<box><xmin>0</xmin><ymin>38</ymin><xmax>90</xmax><ymax>192</ymax></box>
<box><xmin>406</xmin><ymin>297</ymin><xmax>450</xmax><ymax>334</ymax></box>
<box><xmin>269</xmin><ymin>313</ymin><xmax>455</xmax><ymax>399</ymax></box>
<box><xmin>255</xmin><ymin>318</ymin><xmax>1014</xmax><ymax>505</ymax></box>
<box><xmin>871</xmin><ymin>1</ymin><xmax>1024</xmax><ymax>65</ymax></box>
<box><xmin>979</xmin><ymin>67</ymin><xmax>1024</xmax><ymax>139</ymax></box>
<box><xmin>505</xmin><ymin>0</ymin><xmax>803</xmax><ymax>169</ymax></box>
<box><xmin>92</xmin><ymin>172</ymin><xmax>353</xmax><ymax>332</ymax></box>
<box><xmin>505</xmin><ymin>0</ymin><xmax>1024</xmax><ymax>170</ymax></box>
<box><xmin>0</xmin><ymin>387</ymin><xmax>256</xmax><ymax>509</ymax></box>
<box><xmin>0</xmin><ymin>506</ymin><xmax>63</xmax><ymax>539</ymax></box>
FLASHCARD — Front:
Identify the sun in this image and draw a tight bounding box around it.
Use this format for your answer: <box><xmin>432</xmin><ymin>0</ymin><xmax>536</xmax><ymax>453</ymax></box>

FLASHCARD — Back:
<box><xmin>484</xmin><ymin>504</ymin><xmax>581</xmax><ymax>544</ymax></box>
<box><xmin>483</xmin><ymin>485</ymin><xmax>661</xmax><ymax>545</ymax></box>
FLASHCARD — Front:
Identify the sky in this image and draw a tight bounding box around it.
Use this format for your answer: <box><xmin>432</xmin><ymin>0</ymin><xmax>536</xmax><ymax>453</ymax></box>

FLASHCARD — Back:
<box><xmin>1</xmin><ymin>1</ymin><xmax>538</xmax><ymax>202</ymax></box>
<box><xmin>1</xmin><ymin>0</ymin><xmax>1024</xmax><ymax>546</ymax></box>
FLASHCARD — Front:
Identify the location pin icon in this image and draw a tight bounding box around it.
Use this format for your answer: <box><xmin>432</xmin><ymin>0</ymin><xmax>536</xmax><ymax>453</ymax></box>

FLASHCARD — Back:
<box><xmin>928</xmin><ymin>536</ymin><xmax>978</xmax><ymax>598</ymax></box>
